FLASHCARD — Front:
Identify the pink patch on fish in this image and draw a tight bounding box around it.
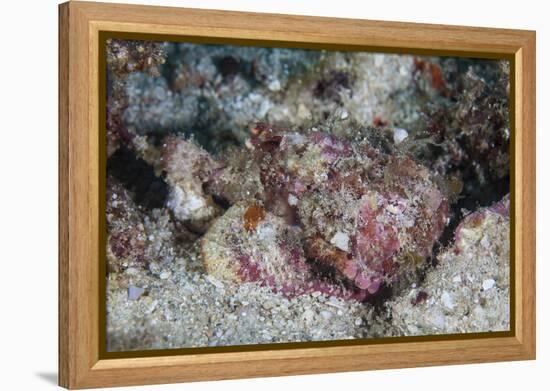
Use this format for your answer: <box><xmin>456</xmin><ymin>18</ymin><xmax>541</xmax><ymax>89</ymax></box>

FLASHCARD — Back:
<box><xmin>366</xmin><ymin>279</ymin><xmax>381</xmax><ymax>294</ymax></box>
<box><xmin>342</xmin><ymin>261</ymin><xmax>359</xmax><ymax>280</ymax></box>
<box><xmin>354</xmin><ymin>272</ymin><xmax>371</xmax><ymax>290</ymax></box>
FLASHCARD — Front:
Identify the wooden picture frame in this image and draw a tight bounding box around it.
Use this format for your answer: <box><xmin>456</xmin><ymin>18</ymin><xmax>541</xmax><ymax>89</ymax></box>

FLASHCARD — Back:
<box><xmin>59</xmin><ymin>1</ymin><xmax>536</xmax><ymax>388</ymax></box>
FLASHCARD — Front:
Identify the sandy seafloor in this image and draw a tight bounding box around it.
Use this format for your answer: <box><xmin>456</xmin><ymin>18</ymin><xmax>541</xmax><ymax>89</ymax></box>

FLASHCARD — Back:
<box><xmin>105</xmin><ymin>40</ymin><xmax>510</xmax><ymax>351</ymax></box>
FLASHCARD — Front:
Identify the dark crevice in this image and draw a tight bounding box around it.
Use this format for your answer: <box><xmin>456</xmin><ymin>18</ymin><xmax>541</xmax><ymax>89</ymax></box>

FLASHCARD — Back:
<box><xmin>107</xmin><ymin>146</ymin><xmax>169</xmax><ymax>210</ymax></box>
<box><xmin>436</xmin><ymin>174</ymin><xmax>510</xmax><ymax>251</ymax></box>
<box><xmin>364</xmin><ymin>284</ymin><xmax>393</xmax><ymax>310</ymax></box>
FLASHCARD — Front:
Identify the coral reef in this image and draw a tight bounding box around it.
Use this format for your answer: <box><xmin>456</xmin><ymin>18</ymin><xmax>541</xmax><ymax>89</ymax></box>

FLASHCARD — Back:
<box><xmin>423</xmin><ymin>60</ymin><xmax>510</xmax><ymax>181</ymax></box>
<box><xmin>105</xmin><ymin>39</ymin><xmax>511</xmax><ymax>350</ymax></box>
<box><xmin>121</xmin><ymin>43</ymin><xmax>322</xmax><ymax>152</ymax></box>
<box><xmin>106</xmin><ymin>39</ymin><xmax>167</xmax><ymax>157</ymax></box>
<box><xmin>112</xmin><ymin>41</ymin><xmax>431</xmax><ymax>155</ymax></box>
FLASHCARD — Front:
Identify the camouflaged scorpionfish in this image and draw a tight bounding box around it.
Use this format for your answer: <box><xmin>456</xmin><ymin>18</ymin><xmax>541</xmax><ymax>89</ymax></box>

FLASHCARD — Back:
<box><xmin>171</xmin><ymin>123</ymin><xmax>448</xmax><ymax>300</ymax></box>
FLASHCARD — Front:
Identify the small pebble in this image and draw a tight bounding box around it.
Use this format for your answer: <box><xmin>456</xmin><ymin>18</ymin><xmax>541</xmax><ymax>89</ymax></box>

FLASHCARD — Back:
<box><xmin>297</xmin><ymin>104</ymin><xmax>311</xmax><ymax>119</ymax></box>
<box><xmin>303</xmin><ymin>309</ymin><xmax>315</xmax><ymax>323</ymax></box>
<box><xmin>407</xmin><ymin>324</ymin><xmax>419</xmax><ymax>334</ymax></box>
<box><xmin>374</xmin><ymin>54</ymin><xmax>385</xmax><ymax>67</ymax></box>
<box><xmin>125</xmin><ymin>267</ymin><xmax>139</xmax><ymax>276</ymax></box>
<box><xmin>206</xmin><ymin>275</ymin><xmax>224</xmax><ymax>289</ymax></box>
<box><xmin>330</xmin><ymin>231</ymin><xmax>350</xmax><ymax>252</ymax></box>
<box><xmin>393</xmin><ymin>128</ymin><xmax>409</xmax><ymax>144</ymax></box>
<box><xmin>482</xmin><ymin>279</ymin><xmax>496</xmax><ymax>291</ymax></box>
<box><xmin>441</xmin><ymin>291</ymin><xmax>455</xmax><ymax>309</ymax></box>
<box><xmin>480</xmin><ymin>235</ymin><xmax>490</xmax><ymax>249</ymax></box>
<box><xmin>287</xmin><ymin>194</ymin><xmax>298</xmax><ymax>206</ymax></box>
<box><xmin>159</xmin><ymin>270</ymin><xmax>171</xmax><ymax>280</ymax></box>
<box><xmin>267</xmin><ymin>79</ymin><xmax>281</xmax><ymax>91</ymax></box>
<box><xmin>128</xmin><ymin>285</ymin><xmax>145</xmax><ymax>301</ymax></box>
<box><xmin>320</xmin><ymin>310</ymin><xmax>333</xmax><ymax>320</ymax></box>
<box><xmin>431</xmin><ymin>311</ymin><xmax>446</xmax><ymax>329</ymax></box>
<box><xmin>262</xmin><ymin>301</ymin><xmax>274</xmax><ymax>310</ymax></box>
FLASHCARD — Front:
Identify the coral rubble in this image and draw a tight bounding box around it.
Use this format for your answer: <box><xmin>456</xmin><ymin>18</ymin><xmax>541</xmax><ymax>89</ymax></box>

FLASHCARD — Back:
<box><xmin>106</xmin><ymin>39</ymin><xmax>167</xmax><ymax>157</ymax></box>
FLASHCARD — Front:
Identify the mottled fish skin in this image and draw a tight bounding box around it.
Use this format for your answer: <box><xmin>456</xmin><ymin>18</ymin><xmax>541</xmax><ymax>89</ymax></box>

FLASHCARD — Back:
<box><xmin>199</xmin><ymin>124</ymin><xmax>449</xmax><ymax>301</ymax></box>
<box><xmin>249</xmin><ymin>124</ymin><xmax>449</xmax><ymax>295</ymax></box>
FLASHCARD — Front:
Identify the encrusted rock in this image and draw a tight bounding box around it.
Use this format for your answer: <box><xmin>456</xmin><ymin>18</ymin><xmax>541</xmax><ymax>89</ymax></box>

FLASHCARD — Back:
<box><xmin>106</xmin><ymin>178</ymin><xmax>150</xmax><ymax>272</ymax></box>
<box><xmin>106</xmin><ymin>176</ymin><xmax>192</xmax><ymax>273</ymax></box>
<box><xmin>384</xmin><ymin>195</ymin><xmax>510</xmax><ymax>335</ymax></box>
<box><xmin>161</xmin><ymin>135</ymin><xmax>223</xmax><ymax>231</ymax></box>
<box><xmin>106</xmin><ymin>39</ymin><xmax>167</xmax><ymax>157</ymax></box>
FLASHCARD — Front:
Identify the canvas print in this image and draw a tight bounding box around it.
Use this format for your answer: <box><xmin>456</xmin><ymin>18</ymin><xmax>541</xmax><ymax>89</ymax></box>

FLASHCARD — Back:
<box><xmin>104</xmin><ymin>38</ymin><xmax>510</xmax><ymax>352</ymax></box>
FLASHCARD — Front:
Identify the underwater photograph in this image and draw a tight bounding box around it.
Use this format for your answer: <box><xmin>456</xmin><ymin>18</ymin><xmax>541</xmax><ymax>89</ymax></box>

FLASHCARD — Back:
<box><xmin>104</xmin><ymin>38</ymin><xmax>510</xmax><ymax>352</ymax></box>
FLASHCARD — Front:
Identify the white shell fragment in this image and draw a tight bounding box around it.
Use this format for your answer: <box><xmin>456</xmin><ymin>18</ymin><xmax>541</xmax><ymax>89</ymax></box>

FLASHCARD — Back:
<box><xmin>205</xmin><ymin>275</ymin><xmax>225</xmax><ymax>289</ymax></box>
<box><xmin>330</xmin><ymin>231</ymin><xmax>350</xmax><ymax>252</ymax></box>
<box><xmin>267</xmin><ymin>79</ymin><xmax>281</xmax><ymax>92</ymax></box>
<box><xmin>128</xmin><ymin>285</ymin><xmax>145</xmax><ymax>301</ymax></box>
<box><xmin>287</xmin><ymin>194</ymin><xmax>298</xmax><ymax>206</ymax></box>
<box><xmin>393</xmin><ymin>127</ymin><xmax>409</xmax><ymax>144</ymax></box>
<box><xmin>441</xmin><ymin>291</ymin><xmax>455</xmax><ymax>309</ymax></box>
<box><xmin>482</xmin><ymin>279</ymin><xmax>496</xmax><ymax>291</ymax></box>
